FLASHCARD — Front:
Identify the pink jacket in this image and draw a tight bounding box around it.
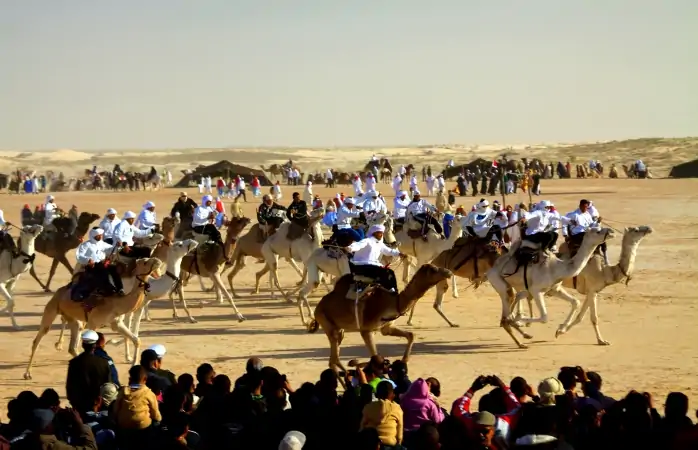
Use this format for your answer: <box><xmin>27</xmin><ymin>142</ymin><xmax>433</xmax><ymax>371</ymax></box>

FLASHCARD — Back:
<box><xmin>400</xmin><ymin>378</ymin><xmax>445</xmax><ymax>432</ymax></box>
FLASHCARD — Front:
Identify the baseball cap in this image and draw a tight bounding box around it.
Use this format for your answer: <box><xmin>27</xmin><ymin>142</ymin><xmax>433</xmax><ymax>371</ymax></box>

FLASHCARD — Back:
<box><xmin>279</xmin><ymin>431</ymin><xmax>306</xmax><ymax>450</ymax></box>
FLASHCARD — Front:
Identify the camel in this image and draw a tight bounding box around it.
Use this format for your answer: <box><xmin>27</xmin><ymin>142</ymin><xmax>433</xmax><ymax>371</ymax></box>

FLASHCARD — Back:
<box><xmin>169</xmin><ymin>217</ymin><xmax>251</xmax><ymax>321</ymax></box>
<box><xmin>428</xmin><ymin>234</ymin><xmax>509</xmax><ymax>328</ymax></box>
<box><xmin>486</xmin><ymin>228</ymin><xmax>616</xmax><ymax>348</ymax></box>
<box><xmin>260</xmin><ymin>208</ymin><xmax>325</xmax><ymax>301</ymax></box>
<box><xmin>307</xmin><ymin>264</ymin><xmax>453</xmax><ymax>376</ymax></box>
<box><xmin>0</xmin><ymin>225</ymin><xmax>44</xmax><ymax>330</ymax></box>
<box><xmin>24</xmin><ymin>256</ymin><xmax>163</xmax><ymax>379</ymax></box>
<box><xmin>225</xmin><ymin>221</ymin><xmax>304</xmax><ymax>300</ymax></box>
<box><xmin>108</xmin><ymin>239</ymin><xmax>199</xmax><ymax>362</ymax></box>
<box><xmin>296</xmin><ymin>213</ymin><xmax>391</xmax><ymax>325</ymax></box>
<box><xmin>28</xmin><ymin>210</ymin><xmax>101</xmax><ymax>292</ymax></box>
<box><xmin>260</xmin><ymin>164</ymin><xmax>285</xmax><ymax>180</ymax></box>
<box><xmin>540</xmin><ymin>226</ymin><xmax>652</xmax><ymax>345</ymax></box>
<box><xmin>394</xmin><ymin>215</ymin><xmax>464</xmax><ymax>325</ymax></box>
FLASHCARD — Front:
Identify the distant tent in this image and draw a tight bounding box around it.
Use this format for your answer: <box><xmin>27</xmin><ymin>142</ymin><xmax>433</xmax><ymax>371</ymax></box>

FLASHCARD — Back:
<box><xmin>175</xmin><ymin>160</ymin><xmax>272</xmax><ymax>187</ymax></box>
<box><xmin>669</xmin><ymin>159</ymin><xmax>698</xmax><ymax>178</ymax></box>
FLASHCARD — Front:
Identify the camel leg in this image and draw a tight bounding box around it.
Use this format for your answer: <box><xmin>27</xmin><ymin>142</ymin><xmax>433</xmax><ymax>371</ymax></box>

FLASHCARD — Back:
<box><xmin>327</xmin><ymin>329</ymin><xmax>347</xmax><ymax>374</ymax></box>
<box><xmin>548</xmin><ymin>287</ymin><xmax>581</xmax><ymax>337</ymax></box>
<box><xmin>402</xmin><ymin>260</ymin><xmax>412</xmax><ymax>283</ymax></box>
<box><xmin>380</xmin><ymin>324</ymin><xmax>415</xmax><ymax>363</ymax></box>
<box><xmin>110</xmin><ymin>318</ymin><xmax>140</xmax><ymax>365</ymax></box>
<box><xmin>488</xmin><ymin>272</ymin><xmax>529</xmax><ymax>348</ymax></box>
<box><xmin>451</xmin><ymin>275</ymin><xmax>459</xmax><ymax>298</ymax></box>
<box><xmin>0</xmin><ymin>283</ymin><xmax>20</xmax><ymax>330</ymax></box>
<box><xmin>431</xmin><ymin>279</ymin><xmax>459</xmax><ymax>328</ymax></box>
<box><xmin>227</xmin><ymin>255</ymin><xmax>246</xmax><ymax>298</ymax></box>
<box><xmin>198</xmin><ymin>275</ymin><xmax>214</xmax><ymax>293</ymax></box>
<box><xmin>268</xmin><ymin>257</ymin><xmax>294</xmax><ymax>303</ymax></box>
<box><xmin>176</xmin><ymin>285</ymin><xmax>197</xmax><ymax>323</ymax></box>
<box><xmin>54</xmin><ymin>317</ymin><xmax>67</xmax><ymax>351</ymax></box>
<box><xmin>286</xmin><ymin>257</ymin><xmax>304</xmax><ymax>278</ymax></box>
<box><xmin>517</xmin><ymin>291</ymin><xmax>549</xmax><ymax>325</ymax></box>
<box><xmin>588</xmin><ymin>292</ymin><xmax>609</xmax><ymax>345</ymax></box>
<box><xmin>210</xmin><ymin>273</ymin><xmax>245</xmax><ymax>322</ymax></box>
<box><xmin>67</xmin><ymin>320</ymin><xmax>82</xmax><ymax>357</ymax></box>
<box><xmin>47</xmin><ymin>254</ymin><xmax>74</xmax><ymax>292</ymax></box>
<box><xmin>298</xmin><ymin>280</ymin><xmax>319</xmax><ymax>326</ymax></box>
<box><xmin>253</xmin><ymin>264</ymin><xmax>273</xmax><ymax>298</ymax></box>
<box><xmin>29</xmin><ymin>259</ymin><xmax>56</xmax><ymax>292</ymax></box>
<box><xmin>143</xmin><ymin>303</ymin><xmax>152</xmax><ymax>321</ymax></box>
<box><xmin>360</xmin><ymin>331</ymin><xmax>378</xmax><ymax>356</ymax></box>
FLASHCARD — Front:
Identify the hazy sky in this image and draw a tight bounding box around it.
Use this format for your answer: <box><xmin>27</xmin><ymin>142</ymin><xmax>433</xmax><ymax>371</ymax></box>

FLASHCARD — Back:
<box><xmin>1</xmin><ymin>0</ymin><xmax>696</xmax><ymax>150</ymax></box>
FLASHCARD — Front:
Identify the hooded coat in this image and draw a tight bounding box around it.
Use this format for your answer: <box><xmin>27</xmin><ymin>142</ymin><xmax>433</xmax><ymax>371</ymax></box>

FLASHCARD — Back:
<box><xmin>399</xmin><ymin>378</ymin><xmax>445</xmax><ymax>432</ymax></box>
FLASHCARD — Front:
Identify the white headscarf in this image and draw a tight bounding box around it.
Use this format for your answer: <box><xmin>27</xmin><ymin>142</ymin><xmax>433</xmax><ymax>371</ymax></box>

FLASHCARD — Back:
<box><xmin>89</xmin><ymin>228</ymin><xmax>104</xmax><ymax>241</ymax></box>
<box><xmin>368</xmin><ymin>224</ymin><xmax>385</xmax><ymax>237</ymax></box>
<box><xmin>202</xmin><ymin>195</ymin><xmax>213</xmax><ymax>205</ymax></box>
<box><xmin>143</xmin><ymin>201</ymin><xmax>155</xmax><ymax>209</ymax></box>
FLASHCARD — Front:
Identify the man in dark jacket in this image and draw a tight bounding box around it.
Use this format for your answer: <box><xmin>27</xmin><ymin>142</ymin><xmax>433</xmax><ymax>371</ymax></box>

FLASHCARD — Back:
<box><xmin>170</xmin><ymin>192</ymin><xmax>197</xmax><ymax>238</ymax></box>
<box><xmin>94</xmin><ymin>333</ymin><xmax>119</xmax><ymax>387</ymax></box>
<box><xmin>147</xmin><ymin>344</ymin><xmax>177</xmax><ymax>385</ymax></box>
<box><xmin>257</xmin><ymin>195</ymin><xmax>287</xmax><ymax>241</ymax></box>
<box><xmin>66</xmin><ymin>330</ymin><xmax>111</xmax><ymax>414</ymax></box>
<box><xmin>286</xmin><ymin>192</ymin><xmax>309</xmax><ymax>240</ymax></box>
<box><xmin>140</xmin><ymin>349</ymin><xmax>171</xmax><ymax>397</ymax></box>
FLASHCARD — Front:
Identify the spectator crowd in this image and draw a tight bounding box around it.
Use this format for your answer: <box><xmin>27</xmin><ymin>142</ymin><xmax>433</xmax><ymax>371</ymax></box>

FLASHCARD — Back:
<box><xmin>1</xmin><ymin>330</ymin><xmax>696</xmax><ymax>449</ymax></box>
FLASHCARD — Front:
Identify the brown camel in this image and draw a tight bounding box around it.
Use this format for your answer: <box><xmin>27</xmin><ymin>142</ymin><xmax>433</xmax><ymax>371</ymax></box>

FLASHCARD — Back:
<box><xmin>28</xmin><ymin>209</ymin><xmax>101</xmax><ymax>292</ymax></box>
<box><xmin>23</xmin><ymin>256</ymin><xmax>163</xmax><ymax>378</ymax></box>
<box><xmin>170</xmin><ymin>217</ymin><xmax>251</xmax><ymax>321</ymax></box>
<box><xmin>427</xmin><ymin>238</ymin><xmax>506</xmax><ymax>327</ymax></box>
<box><xmin>307</xmin><ymin>264</ymin><xmax>452</xmax><ymax>375</ymax></box>
<box><xmin>260</xmin><ymin>164</ymin><xmax>285</xmax><ymax>180</ymax></box>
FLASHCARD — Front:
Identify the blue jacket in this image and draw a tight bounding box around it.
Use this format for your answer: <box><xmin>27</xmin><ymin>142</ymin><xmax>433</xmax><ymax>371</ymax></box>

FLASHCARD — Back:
<box><xmin>94</xmin><ymin>348</ymin><xmax>120</xmax><ymax>387</ymax></box>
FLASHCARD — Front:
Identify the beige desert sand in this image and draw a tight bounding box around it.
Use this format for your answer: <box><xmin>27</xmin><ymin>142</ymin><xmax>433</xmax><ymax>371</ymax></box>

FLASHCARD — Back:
<box><xmin>0</xmin><ymin>142</ymin><xmax>696</xmax><ymax>417</ymax></box>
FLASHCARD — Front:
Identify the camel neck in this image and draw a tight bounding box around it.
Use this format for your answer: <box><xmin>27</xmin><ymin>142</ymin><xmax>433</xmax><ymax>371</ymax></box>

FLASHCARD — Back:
<box><xmin>397</xmin><ymin>276</ymin><xmax>435</xmax><ymax>315</ymax></box>
<box><xmin>567</xmin><ymin>234</ymin><xmax>606</xmax><ymax>278</ymax></box>
<box><xmin>610</xmin><ymin>235</ymin><xmax>640</xmax><ymax>284</ymax></box>
<box><xmin>119</xmin><ymin>275</ymin><xmax>152</xmax><ymax>314</ymax></box>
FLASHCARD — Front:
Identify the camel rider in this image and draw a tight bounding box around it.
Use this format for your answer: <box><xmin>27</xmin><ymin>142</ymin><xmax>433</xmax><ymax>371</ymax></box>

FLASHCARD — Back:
<box><xmin>520</xmin><ymin>200</ymin><xmax>565</xmax><ymax>251</ymax></box>
<box><xmin>21</xmin><ymin>204</ymin><xmax>33</xmax><ymax>226</ymax></box>
<box><xmin>406</xmin><ymin>190</ymin><xmax>443</xmax><ymax>234</ymax></box>
<box><xmin>171</xmin><ymin>192</ymin><xmax>198</xmax><ymax>222</ymax></box>
<box><xmin>345</xmin><ymin>224</ymin><xmax>405</xmax><ymax>292</ymax></box>
<box><xmin>75</xmin><ymin>228</ymin><xmax>125</xmax><ymax>296</ymax></box>
<box><xmin>99</xmin><ymin>208</ymin><xmax>120</xmax><ymax>245</ymax></box>
<box><xmin>43</xmin><ymin>195</ymin><xmax>59</xmax><ymax>231</ymax></box>
<box><xmin>192</xmin><ymin>195</ymin><xmax>225</xmax><ymax>246</ymax></box>
<box><xmin>286</xmin><ymin>192</ymin><xmax>309</xmax><ymax>240</ymax></box>
<box><xmin>113</xmin><ymin>211</ymin><xmax>155</xmax><ymax>258</ymax></box>
<box><xmin>464</xmin><ymin>199</ymin><xmax>502</xmax><ymax>246</ymax></box>
<box><xmin>135</xmin><ymin>201</ymin><xmax>157</xmax><ymax>231</ymax></box>
<box><xmin>331</xmin><ymin>197</ymin><xmax>363</xmax><ymax>244</ymax></box>
<box><xmin>392</xmin><ymin>191</ymin><xmax>410</xmax><ymax>225</ymax></box>
<box><xmin>257</xmin><ymin>194</ymin><xmax>287</xmax><ymax>241</ymax></box>
<box><xmin>0</xmin><ymin>209</ymin><xmax>18</xmax><ymax>256</ymax></box>
<box><xmin>563</xmin><ymin>199</ymin><xmax>606</xmax><ymax>262</ymax></box>
<box><xmin>361</xmin><ymin>191</ymin><xmax>388</xmax><ymax>215</ymax></box>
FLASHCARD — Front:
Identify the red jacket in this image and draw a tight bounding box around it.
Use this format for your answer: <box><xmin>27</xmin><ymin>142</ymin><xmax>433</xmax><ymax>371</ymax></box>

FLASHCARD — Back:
<box><xmin>451</xmin><ymin>387</ymin><xmax>521</xmax><ymax>442</ymax></box>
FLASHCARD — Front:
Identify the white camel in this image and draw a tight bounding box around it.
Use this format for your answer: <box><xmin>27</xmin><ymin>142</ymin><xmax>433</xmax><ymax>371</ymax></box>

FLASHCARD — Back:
<box><xmin>487</xmin><ymin>228</ymin><xmax>615</xmax><ymax>348</ymax></box>
<box><xmin>396</xmin><ymin>216</ymin><xmax>465</xmax><ymax>325</ymax></box>
<box><xmin>296</xmin><ymin>213</ymin><xmax>390</xmax><ymax>325</ymax></box>
<box><xmin>0</xmin><ymin>225</ymin><xmax>44</xmax><ymax>330</ymax></box>
<box><xmin>108</xmin><ymin>239</ymin><xmax>199</xmax><ymax>362</ymax></box>
<box><xmin>551</xmin><ymin>225</ymin><xmax>652</xmax><ymax>345</ymax></box>
<box><xmin>261</xmin><ymin>208</ymin><xmax>325</xmax><ymax>302</ymax></box>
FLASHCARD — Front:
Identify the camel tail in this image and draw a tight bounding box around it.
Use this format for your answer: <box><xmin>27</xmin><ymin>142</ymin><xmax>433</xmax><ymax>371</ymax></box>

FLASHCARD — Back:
<box><xmin>307</xmin><ymin>319</ymin><xmax>320</xmax><ymax>333</ymax></box>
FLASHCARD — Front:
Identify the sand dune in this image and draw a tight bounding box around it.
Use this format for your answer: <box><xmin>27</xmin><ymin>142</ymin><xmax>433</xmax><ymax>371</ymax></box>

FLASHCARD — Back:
<box><xmin>0</xmin><ymin>138</ymin><xmax>696</xmax><ymax>178</ymax></box>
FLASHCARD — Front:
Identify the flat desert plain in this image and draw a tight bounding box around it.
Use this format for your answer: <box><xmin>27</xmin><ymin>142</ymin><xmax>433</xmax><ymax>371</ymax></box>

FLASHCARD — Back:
<box><xmin>0</xmin><ymin>175</ymin><xmax>696</xmax><ymax>415</ymax></box>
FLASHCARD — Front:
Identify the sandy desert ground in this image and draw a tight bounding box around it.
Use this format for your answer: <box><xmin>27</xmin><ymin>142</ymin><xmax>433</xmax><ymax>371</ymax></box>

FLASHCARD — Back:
<box><xmin>0</xmin><ymin>168</ymin><xmax>696</xmax><ymax>415</ymax></box>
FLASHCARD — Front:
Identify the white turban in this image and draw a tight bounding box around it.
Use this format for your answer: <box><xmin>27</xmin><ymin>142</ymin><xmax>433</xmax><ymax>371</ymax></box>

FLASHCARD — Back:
<box><xmin>143</xmin><ymin>201</ymin><xmax>155</xmax><ymax>209</ymax></box>
<box><xmin>478</xmin><ymin>199</ymin><xmax>490</xmax><ymax>209</ymax></box>
<box><xmin>368</xmin><ymin>224</ymin><xmax>386</xmax><ymax>236</ymax></box>
<box><xmin>344</xmin><ymin>197</ymin><xmax>355</xmax><ymax>205</ymax></box>
<box><xmin>46</xmin><ymin>195</ymin><xmax>54</xmax><ymax>202</ymax></box>
<box><xmin>89</xmin><ymin>228</ymin><xmax>104</xmax><ymax>240</ymax></box>
<box><xmin>399</xmin><ymin>191</ymin><xmax>408</xmax><ymax>198</ymax></box>
<box><xmin>106</xmin><ymin>208</ymin><xmax>117</xmax><ymax>215</ymax></box>
<box><xmin>413</xmin><ymin>189</ymin><xmax>421</xmax><ymax>195</ymax></box>
<box><xmin>202</xmin><ymin>195</ymin><xmax>213</xmax><ymax>204</ymax></box>
<box><xmin>367</xmin><ymin>190</ymin><xmax>378</xmax><ymax>197</ymax></box>
<box><xmin>123</xmin><ymin>211</ymin><xmax>136</xmax><ymax>219</ymax></box>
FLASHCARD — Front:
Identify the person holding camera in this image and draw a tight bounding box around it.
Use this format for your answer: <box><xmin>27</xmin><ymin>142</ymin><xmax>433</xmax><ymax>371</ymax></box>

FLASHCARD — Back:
<box><xmin>451</xmin><ymin>375</ymin><xmax>521</xmax><ymax>447</ymax></box>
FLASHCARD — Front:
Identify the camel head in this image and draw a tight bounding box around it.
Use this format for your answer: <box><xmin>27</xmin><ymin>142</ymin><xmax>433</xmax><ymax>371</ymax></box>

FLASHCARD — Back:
<box><xmin>134</xmin><ymin>257</ymin><xmax>164</xmax><ymax>277</ymax></box>
<box><xmin>414</xmin><ymin>263</ymin><xmax>453</xmax><ymax>283</ymax></box>
<box><xmin>20</xmin><ymin>224</ymin><xmax>44</xmax><ymax>238</ymax></box>
<box><xmin>584</xmin><ymin>228</ymin><xmax>616</xmax><ymax>247</ymax></box>
<box><xmin>366</xmin><ymin>212</ymin><xmax>387</xmax><ymax>226</ymax></box>
<box><xmin>169</xmin><ymin>239</ymin><xmax>198</xmax><ymax>260</ymax></box>
<box><xmin>309</xmin><ymin>207</ymin><xmax>325</xmax><ymax>220</ymax></box>
<box><xmin>161</xmin><ymin>216</ymin><xmax>177</xmax><ymax>233</ymax></box>
<box><xmin>623</xmin><ymin>225</ymin><xmax>653</xmax><ymax>244</ymax></box>
<box><xmin>77</xmin><ymin>212</ymin><xmax>101</xmax><ymax>227</ymax></box>
<box><xmin>141</xmin><ymin>233</ymin><xmax>165</xmax><ymax>247</ymax></box>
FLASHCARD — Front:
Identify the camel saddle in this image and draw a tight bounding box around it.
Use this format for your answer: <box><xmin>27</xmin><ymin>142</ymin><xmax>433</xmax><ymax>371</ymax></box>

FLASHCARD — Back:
<box><xmin>286</xmin><ymin>221</ymin><xmax>314</xmax><ymax>242</ymax></box>
<box><xmin>257</xmin><ymin>224</ymin><xmax>279</xmax><ymax>243</ymax></box>
<box><xmin>69</xmin><ymin>271</ymin><xmax>115</xmax><ymax>309</ymax></box>
<box><xmin>345</xmin><ymin>275</ymin><xmax>380</xmax><ymax>301</ymax></box>
<box><xmin>450</xmin><ymin>236</ymin><xmax>504</xmax><ymax>278</ymax></box>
